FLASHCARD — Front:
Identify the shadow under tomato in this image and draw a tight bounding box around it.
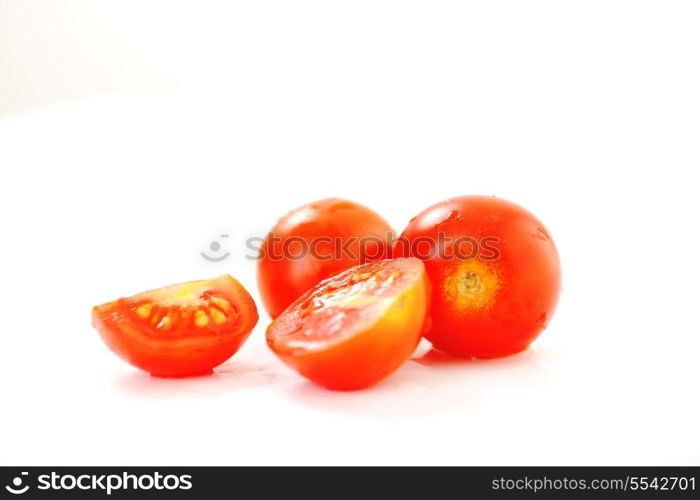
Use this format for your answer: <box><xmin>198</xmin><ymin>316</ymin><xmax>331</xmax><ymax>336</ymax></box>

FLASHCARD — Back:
<box><xmin>283</xmin><ymin>344</ymin><xmax>551</xmax><ymax>419</ymax></box>
<box><xmin>413</xmin><ymin>345</ymin><xmax>533</xmax><ymax>366</ymax></box>
<box><xmin>116</xmin><ymin>359</ymin><xmax>279</xmax><ymax>398</ymax></box>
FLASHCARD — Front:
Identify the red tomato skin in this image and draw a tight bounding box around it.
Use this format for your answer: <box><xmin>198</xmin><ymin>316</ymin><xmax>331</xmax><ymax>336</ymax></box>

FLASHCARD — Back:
<box><xmin>257</xmin><ymin>198</ymin><xmax>395</xmax><ymax>318</ymax></box>
<box><xmin>393</xmin><ymin>196</ymin><xmax>561</xmax><ymax>358</ymax></box>
<box><xmin>92</xmin><ymin>311</ymin><xmax>250</xmax><ymax>377</ymax></box>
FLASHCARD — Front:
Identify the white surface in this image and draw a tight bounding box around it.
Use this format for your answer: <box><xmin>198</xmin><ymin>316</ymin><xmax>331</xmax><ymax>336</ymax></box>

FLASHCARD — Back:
<box><xmin>0</xmin><ymin>1</ymin><xmax>699</xmax><ymax>466</ymax></box>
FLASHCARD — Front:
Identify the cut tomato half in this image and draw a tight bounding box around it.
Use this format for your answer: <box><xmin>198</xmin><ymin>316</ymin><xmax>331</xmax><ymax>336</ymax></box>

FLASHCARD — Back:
<box><xmin>266</xmin><ymin>258</ymin><xmax>429</xmax><ymax>390</ymax></box>
<box><xmin>92</xmin><ymin>275</ymin><xmax>258</xmax><ymax>377</ymax></box>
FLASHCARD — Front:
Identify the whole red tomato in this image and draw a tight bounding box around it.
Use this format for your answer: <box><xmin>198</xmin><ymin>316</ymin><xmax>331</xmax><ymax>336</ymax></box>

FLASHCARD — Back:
<box><xmin>258</xmin><ymin>198</ymin><xmax>395</xmax><ymax>318</ymax></box>
<box><xmin>393</xmin><ymin>195</ymin><xmax>561</xmax><ymax>358</ymax></box>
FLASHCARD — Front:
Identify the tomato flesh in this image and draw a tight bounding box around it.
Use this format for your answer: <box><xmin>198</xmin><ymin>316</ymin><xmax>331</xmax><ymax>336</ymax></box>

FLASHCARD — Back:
<box><xmin>394</xmin><ymin>196</ymin><xmax>561</xmax><ymax>358</ymax></box>
<box><xmin>92</xmin><ymin>275</ymin><xmax>258</xmax><ymax>377</ymax></box>
<box><xmin>267</xmin><ymin>258</ymin><xmax>429</xmax><ymax>390</ymax></box>
<box><xmin>257</xmin><ymin>198</ymin><xmax>395</xmax><ymax>318</ymax></box>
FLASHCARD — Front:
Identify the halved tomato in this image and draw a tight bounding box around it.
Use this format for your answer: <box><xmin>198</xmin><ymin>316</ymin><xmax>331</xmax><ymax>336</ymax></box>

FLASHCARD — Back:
<box><xmin>92</xmin><ymin>275</ymin><xmax>258</xmax><ymax>377</ymax></box>
<box><xmin>266</xmin><ymin>258</ymin><xmax>429</xmax><ymax>390</ymax></box>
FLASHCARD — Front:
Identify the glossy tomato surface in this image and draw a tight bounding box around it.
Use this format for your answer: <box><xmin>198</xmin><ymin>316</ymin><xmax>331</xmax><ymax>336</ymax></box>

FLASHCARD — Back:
<box><xmin>257</xmin><ymin>198</ymin><xmax>394</xmax><ymax>318</ymax></box>
<box><xmin>267</xmin><ymin>258</ymin><xmax>429</xmax><ymax>390</ymax></box>
<box><xmin>92</xmin><ymin>275</ymin><xmax>258</xmax><ymax>377</ymax></box>
<box><xmin>394</xmin><ymin>196</ymin><xmax>561</xmax><ymax>358</ymax></box>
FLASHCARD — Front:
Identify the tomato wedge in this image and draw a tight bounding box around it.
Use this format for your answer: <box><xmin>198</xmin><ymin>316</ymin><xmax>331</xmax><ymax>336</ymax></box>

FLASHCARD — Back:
<box><xmin>266</xmin><ymin>258</ymin><xmax>429</xmax><ymax>390</ymax></box>
<box><xmin>92</xmin><ymin>275</ymin><xmax>258</xmax><ymax>377</ymax></box>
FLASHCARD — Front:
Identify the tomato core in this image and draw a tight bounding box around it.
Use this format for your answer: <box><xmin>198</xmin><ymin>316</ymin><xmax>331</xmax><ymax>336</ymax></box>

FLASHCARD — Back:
<box><xmin>443</xmin><ymin>260</ymin><xmax>501</xmax><ymax>312</ymax></box>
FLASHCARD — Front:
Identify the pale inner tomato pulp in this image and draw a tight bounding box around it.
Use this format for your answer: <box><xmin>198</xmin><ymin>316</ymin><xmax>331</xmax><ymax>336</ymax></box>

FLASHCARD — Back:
<box><xmin>107</xmin><ymin>277</ymin><xmax>245</xmax><ymax>339</ymax></box>
<box><xmin>269</xmin><ymin>259</ymin><xmax>424</xmax><ymax>354</ymax></box>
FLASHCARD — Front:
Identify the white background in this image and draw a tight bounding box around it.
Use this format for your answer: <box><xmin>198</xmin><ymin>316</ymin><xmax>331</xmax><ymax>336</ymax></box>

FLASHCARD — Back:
<box><xmin>1</xmin><ymin>1</ymin><xmax>698</xmax><ymax>465</ymax></box>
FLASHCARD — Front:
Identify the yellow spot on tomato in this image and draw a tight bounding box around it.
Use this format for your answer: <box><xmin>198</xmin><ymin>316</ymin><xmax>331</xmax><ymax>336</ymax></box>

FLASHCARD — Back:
<box><xmin>210</xmin><ymin>308</ymin><xmax>227</xmax><ymax>325</ymax></box>
<box><xmin>443</xmin><ymin>260</ymin><xmax>501</xmax><ymax>311</ymax></box>
<box><xmin>210</xmin><ymin>296</ymin><xmax>231</xmax><ymax>311</ymax></box>
<box><xmin>157</xmin><ymin>315</ymin><xmax>172</xmax><ymax>330</ymax></box>
<box><xmin>194</xmin><ymin>310</ymin><xmax>209</xmax><ymax>327</ymax></box>
<box><xmin>136</xmin><ymin>304</ymin><xmax>152</xmax><ymax>318</ymax></box>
